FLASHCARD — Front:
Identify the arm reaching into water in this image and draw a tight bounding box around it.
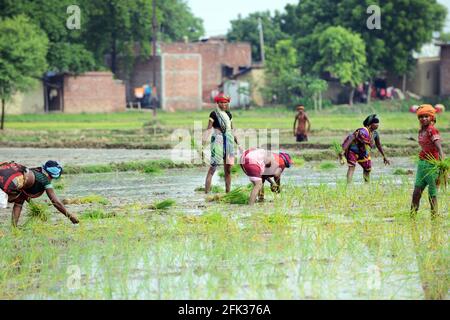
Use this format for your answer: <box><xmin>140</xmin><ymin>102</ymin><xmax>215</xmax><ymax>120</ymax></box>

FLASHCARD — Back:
<box><xmin>46</xmin><ymin>188</ymin><xmax>79</xmax><ymax>224</ymax></box>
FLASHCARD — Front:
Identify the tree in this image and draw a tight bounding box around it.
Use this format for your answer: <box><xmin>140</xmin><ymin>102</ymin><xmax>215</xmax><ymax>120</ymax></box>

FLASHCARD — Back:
<box><xmin>0</xmin><ymin>15</ymin><xmax>49</xmax><ymax>129</ymax></box>
<box><xmin>227</xmin><ymin>11</ymin><xmax>288</xmax><ymax>62</ymax></box>
<box><xmin>264</xmin><ymin>39</ymin><xmax>302</xmax><ymax>105</ymax></box>
<box><xmin>0</xmin><ymin>0</ymin><xmax>205</xmax><ymax>75</ymax></box>
<box><xmin>0</xmin><ymin>0</ymin><xmax>96</xmax><ymax>74</ymax></box>
<box><xmin>281</xmin><ymin>0</ymin><xmax>447</xmax><ymax>95</ymax></box>
<box><xmin>314</xmin><ymin>27</ymin><xmax>367</xmax><ymax>105</ymax></box>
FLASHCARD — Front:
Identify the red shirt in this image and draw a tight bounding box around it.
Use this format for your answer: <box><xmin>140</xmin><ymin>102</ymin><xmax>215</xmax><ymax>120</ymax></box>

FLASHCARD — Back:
<box><xmin>418</xmin><ymin>125</ymin><xmax>441</xmax><ymax>160</ymax></box>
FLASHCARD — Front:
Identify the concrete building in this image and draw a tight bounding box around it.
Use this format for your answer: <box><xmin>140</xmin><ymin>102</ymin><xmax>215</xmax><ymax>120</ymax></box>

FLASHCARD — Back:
<box><xmin>439</xmin><ymin>43</ymin><xmax>450</xmax><ymax>96</ymax></box>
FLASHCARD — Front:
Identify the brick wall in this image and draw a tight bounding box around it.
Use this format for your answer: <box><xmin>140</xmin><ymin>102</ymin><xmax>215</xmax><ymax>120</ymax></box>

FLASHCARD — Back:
<box><xmin>115</xmin><ymin>56</ymin><xmax>162</xmax><ymax>102</ymax></box>
<box><xmin>440</xmin><ymin>45</ymin><xmax>450</xmax><ymax>95</ymax></box>
<box><xmin>161</xmin><ymin>54</ymin><xmax>202</xmax><ymax>111</ymax></box>
<box><xmin>161</xmin><ymin>41</ymin><xmax>252</xmax><ymax>101</ymax></box>
<box><xmin>63</xmin><ymin>72</ymin><xmax>126</xmax><ymax>113</ymax></box>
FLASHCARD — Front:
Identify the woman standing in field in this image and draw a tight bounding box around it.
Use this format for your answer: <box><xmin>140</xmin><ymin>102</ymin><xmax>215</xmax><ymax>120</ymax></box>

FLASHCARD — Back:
<box><xmin>240</xmin><ymin>148</ymin><xmax>293</xmax><ymax>205</ymax></box>
<box><xmin>203</xmin><ymin>93</ymin><xmax>241</xmax><ymax>193</ymax></box>
<box><xmin>293</xmin><ymin>105</ymin><xmax>311</xmax><ymax>142</ymax></box>
<box><xmin>410</xmin><ymin>105</ymin><xmax>445</xmax><ymax>216</ymax></box>
<box><xmin>341</xmin><ymin>114</ymin><xmax>390</xmax><ymax>183</ymax></box>
<box><xmin>0</xmin><ymin>160</ymin><xmax>79</xmax><ymax>227</ymax></box>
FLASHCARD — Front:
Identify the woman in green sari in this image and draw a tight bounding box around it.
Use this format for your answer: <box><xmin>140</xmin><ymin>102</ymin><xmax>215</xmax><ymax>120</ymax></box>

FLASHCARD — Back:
<box><xmin>202</xmin><ymin>93</ymin><xmax>241</xmax><ymax>193</ymax></box>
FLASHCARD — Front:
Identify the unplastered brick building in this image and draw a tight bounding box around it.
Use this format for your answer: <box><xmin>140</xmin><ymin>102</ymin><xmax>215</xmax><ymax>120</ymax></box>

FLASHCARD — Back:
<box><xmin>120</xmin><ymin>38</ymin><xmax>252</xmax><ymax>111</ymax></box>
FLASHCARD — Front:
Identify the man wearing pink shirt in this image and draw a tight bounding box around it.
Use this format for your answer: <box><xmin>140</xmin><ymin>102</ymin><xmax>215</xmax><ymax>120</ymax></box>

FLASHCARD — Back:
<box><xmin>240</xmin><ymin>148</ymin><xmax>293</xmax><ymax>205</ymax></box>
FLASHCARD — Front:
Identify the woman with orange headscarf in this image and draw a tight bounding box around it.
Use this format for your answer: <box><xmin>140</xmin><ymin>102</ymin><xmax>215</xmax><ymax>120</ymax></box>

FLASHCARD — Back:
<box><xmin>410</xmin><ymin>104</ymin><xmax>445</xmax><ymax>216</ymax></box>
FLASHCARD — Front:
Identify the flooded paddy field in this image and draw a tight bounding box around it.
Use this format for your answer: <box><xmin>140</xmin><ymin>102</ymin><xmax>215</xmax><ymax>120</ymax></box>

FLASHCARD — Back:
<box><xmin>0</xmin><ymin>150</ymin><xmax>448</xmax><ymax>299</ymax></box>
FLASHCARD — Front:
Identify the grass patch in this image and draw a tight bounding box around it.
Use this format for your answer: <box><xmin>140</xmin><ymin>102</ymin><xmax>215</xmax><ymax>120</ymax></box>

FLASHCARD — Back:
<box><xmin>218</xmin><ymin>165</ymin><xmax>241</xmax><ymax>179</ymax></box>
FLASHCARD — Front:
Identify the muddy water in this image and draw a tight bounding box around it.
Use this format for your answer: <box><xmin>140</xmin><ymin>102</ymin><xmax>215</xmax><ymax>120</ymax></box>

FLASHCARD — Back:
<box><xmin>0</xmin><ymin>155</ymin><xmax>417</xmax><ymax>218</ymax></box>
<box><xmin>0</xmin><ymin>147</ymin><xmax>167</xmax><ymax>166</ymax></box>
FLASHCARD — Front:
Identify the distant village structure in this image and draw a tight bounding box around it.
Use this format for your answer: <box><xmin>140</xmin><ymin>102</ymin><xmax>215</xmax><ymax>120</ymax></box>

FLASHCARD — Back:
<box><xmin>7</xmin><ymin>37</ymin><xmax>450</xmax><ymax>114</ymax></box>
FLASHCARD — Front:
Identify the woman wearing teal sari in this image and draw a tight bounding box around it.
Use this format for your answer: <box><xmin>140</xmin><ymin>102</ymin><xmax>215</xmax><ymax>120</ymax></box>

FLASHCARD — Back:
<box><xmin>203</xmin><ymin>93</ymin><xmax>241</xmax><ymax>193</ymax></box>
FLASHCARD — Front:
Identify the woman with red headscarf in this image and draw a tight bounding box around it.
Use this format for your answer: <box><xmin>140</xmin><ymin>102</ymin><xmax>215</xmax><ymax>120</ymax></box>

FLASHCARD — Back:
<box><xmin>202</xmin><ymin>93</ymin><xmax>241</xmax><ymax>193</ymax></box>
<box><xmin>410</xmin><ymin>105</ymin><xmax>445</xmax><ymax>216</ymax></box>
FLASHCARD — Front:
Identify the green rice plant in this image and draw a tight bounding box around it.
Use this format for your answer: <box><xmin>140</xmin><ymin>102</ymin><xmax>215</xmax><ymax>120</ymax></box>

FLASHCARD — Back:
<box><xmin>63</xmin><ymin>194</ymin><xmax>110</xmax><ymax>205</ymax></box>
<box><xmin>331</xmin><ymin>140</ymin><xmax>345</xmax><ymax>164</ymax></box>
<box><xmin>142</xmin><ymin>165</ymin><xmax>162</xmax><ymax>174</ymax></box>
<box><xmin>290</xmin><ymin>155</ymin><xmax>305</xmax><ymax>167</ymax></box>
<box><xmin>82</xmin><ymin>208</ymin><xmax>115</xmax><ymax>219</ymax></box>
<box><xmin>220</xmin><ymin>187</ymin><xmax>250</xmax><ymax>205</ymax></box>
<box><xmin>331</xmin><ymin>140</ymin><xmax>343</xmax><ymax>156</ymax></box>
<box><xmin>149</xmin><ymin>199</ymin><xmax>176</xmax><ymax>210</ymax></box>
<box><xmin>318</xmin><ymin>161</ymin><xmax>338</xmax><ymax>170</ymax></box>
<box><xmin>53</xmin><ymin>179</ymin><xmax>65</xmax><ymax>191</ymax></box>
<box><xmin>26</xmin><ymin>200</ymin><xmax>50</xmax><ymax>222</ymax></box>
<box><xmin>194</xmin><ymin>185</ymin><xmax>224</xmax><ymax>193</ymax></box>
<box><xmin>393</xmin><ymin>168</ymin><xmax>414</xmax><ymax>175</ymax></box>
<box><xmin>424</xmin><ymin>156</ymin><xmax>450</xmax><ymax>189</ymax></box>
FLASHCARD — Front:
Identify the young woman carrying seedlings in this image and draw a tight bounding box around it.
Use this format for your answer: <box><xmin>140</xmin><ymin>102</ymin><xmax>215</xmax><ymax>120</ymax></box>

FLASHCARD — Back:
<box><xmin>341</xmin><ymin>114</ymin><xmax>390</xmax><ymax>183</ymax></box>
<box><xmin>410</xmin><ymin>105</ymin><xmax>445</xmax><ymax>216</ymax></box>
<box><xmin>293</xmin><ymin>105</ymin><xmax>311</xmax><ymax>142</ymax></box>
<box><xmin>0</xmin><ymin>160</ymin><xmax>79</xmax><ymax>227</ymax></box>
<box><xmin>203</xmin><ymin>93</ymin><xmax>242</xmax><ymax>193</ymax></box>
<box><xmin>240</xmin><ymin>148</ymin><xmax>293</xmax><ymax>205</ymax></box>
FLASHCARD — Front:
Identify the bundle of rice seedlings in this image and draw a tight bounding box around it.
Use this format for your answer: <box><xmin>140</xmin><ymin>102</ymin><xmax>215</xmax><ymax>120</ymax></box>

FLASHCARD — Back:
<box><xmin>331</xmin><ymin>140</ymin><xmax>345</xmax><ymax>164</ymax></box>
<box><xmin>149</xmin><ymin>199</ymin><xmax>176</xmax><ymax>210</ymax></box>
<box><xmin>26</xmin><ymin>200</ymin><xmax>50</xmax><ymax>222</ymax></box>
<box><xmin>220</xmin><ymin>187</ymin><xmax>250</xmax><ymax>205</ymax></box>
<box><xmin>425</xmin><ymin>156</ymin><xmax>450</xmax><ymax>189</ymax></box>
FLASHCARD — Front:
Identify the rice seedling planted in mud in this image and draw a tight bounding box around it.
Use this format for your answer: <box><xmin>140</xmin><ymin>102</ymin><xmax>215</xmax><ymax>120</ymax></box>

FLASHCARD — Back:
<box><xmin>194</xmin><ymin>185</ymin><xmax>224</xmax><ymax>193</ymax></box>
<box><xmin>82</xmin><ymin>208</ymin><xmax>116</xmax><ymax>219</ymax></box>
<box><xmin>393</xmin><ymin>168</ymin><xmax>414</xmax><ymax>175</ymax></box>
<box><xmin>63</xmin><ymin>194</ymin><xmax>110</xmax><ymax>205</ymax></box>
<box><xmin>318</xmin><ymin>161</ymin><xmax>338</xmax><ymax>170</ymax></box>
<box><xmin>149</xmin><ymin>199</ymin><xmax>176</xmax><ymax>210</ymax></box>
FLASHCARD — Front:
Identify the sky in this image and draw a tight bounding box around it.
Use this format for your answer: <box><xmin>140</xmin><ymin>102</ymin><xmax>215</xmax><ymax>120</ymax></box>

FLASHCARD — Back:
<box><xmin>187</xmin><ymin>0</ymin><xmax>450</xmax><ymax>37</ymax></box>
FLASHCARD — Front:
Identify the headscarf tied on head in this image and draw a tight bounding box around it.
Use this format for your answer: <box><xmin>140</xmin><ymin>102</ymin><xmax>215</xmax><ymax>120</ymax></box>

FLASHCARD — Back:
<box><xmin>43</xmin><ymin>160</ymin><xmax>63</xmax><ymax>179</ymax></box>
<box><xmin>416</xmin><ymin>104</ymin><xmax>436</xmax><ymax>120</ymax></box>
<box><xmin>363</xmin><ymin>114</ymin><xmax>379</xmax><ymax>127</ymax></box>
<box><xmin>279</xmin><ymin>152</ymin><xmax>293</xmax><ymax>168</ymax></box>
<box><xmin>214</xmin><ymin>93</ymin><xmax>231</xmax><ymax>104</ymax></box>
